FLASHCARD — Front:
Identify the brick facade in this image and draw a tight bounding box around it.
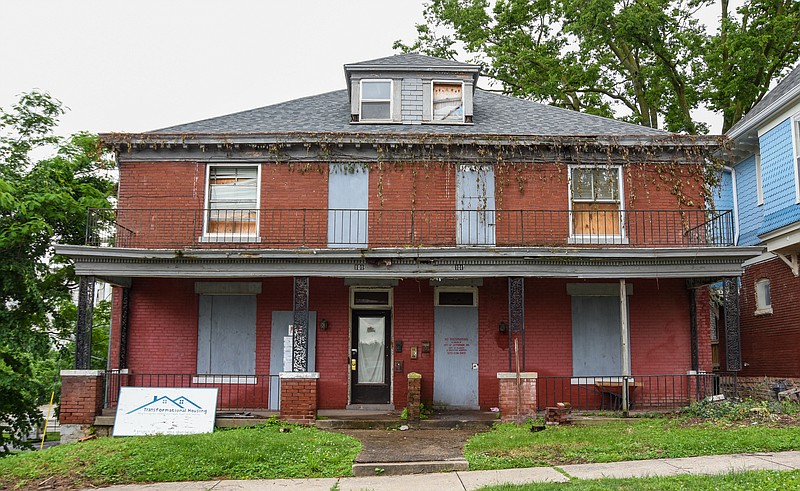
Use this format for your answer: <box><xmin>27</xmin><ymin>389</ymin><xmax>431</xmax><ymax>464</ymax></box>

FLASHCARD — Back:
<box><xmin>739</xmin><ymin>257</ymin><xmax>800</xmax><ymax>377</ymax></box>
<box><xmin>108</xmin><ymin>276</ymin><xmax>700</xmax><ymax>411</ymax></box>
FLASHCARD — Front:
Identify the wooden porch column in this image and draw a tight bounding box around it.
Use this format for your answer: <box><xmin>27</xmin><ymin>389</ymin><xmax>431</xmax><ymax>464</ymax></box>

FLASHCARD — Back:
<box><xmin>619</xmin><ymin>279</ymin><xmax>630</xmax><ymax>414</ymax></box>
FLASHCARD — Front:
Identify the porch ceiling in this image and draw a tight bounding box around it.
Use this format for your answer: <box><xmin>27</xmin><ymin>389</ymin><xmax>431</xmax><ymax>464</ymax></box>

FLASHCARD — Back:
<box><xmin>56</xmin><ymin>244</ymin><xmax>762</xmax><ymax>281</ymax></box>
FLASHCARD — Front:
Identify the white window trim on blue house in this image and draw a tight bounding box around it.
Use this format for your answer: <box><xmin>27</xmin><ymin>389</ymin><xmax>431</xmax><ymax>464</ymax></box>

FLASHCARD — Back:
<box><xmin>793</xmin><ymin>113</ymin><xmax>800</xmax><ymax>204</ymax></box>
<box><xmin>755</xmin><ymin>152</ymin><xmax>764</xmax><ymax>206</ymax></box>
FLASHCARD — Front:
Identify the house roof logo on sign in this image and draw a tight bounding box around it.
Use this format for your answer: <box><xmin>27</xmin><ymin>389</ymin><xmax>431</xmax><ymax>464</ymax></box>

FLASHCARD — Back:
<box><xmin>127</xmin><ymin>395</ymin><xmax>202</xmax><ymax>414</ymax></box>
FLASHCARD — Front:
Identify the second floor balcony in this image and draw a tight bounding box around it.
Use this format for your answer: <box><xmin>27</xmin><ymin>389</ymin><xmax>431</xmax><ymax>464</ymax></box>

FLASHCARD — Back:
<box><xmin>84</xmin><ymin>207</ymin><xmax>735</xmax><ymax>250</ymax></box>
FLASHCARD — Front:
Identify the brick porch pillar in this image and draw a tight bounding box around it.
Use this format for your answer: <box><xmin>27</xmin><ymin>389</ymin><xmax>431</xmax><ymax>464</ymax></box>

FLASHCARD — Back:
<box><xmin>59</xmin><ymin>370</ymin><xmax>105</xmax><ymax>442</ymax></box>
<box><xmin>407</xmin><ymin>372</ymin><xmax>422</xmax><ymax>421</ymax></box>
<box><xmin>279</xmin><ymin>372</ymin><xmax>319</xmax><ymax>424</ymax></box>
<box><xmin>497</xmin><ymin>372</ymin><xmax>537</xmax><ymax>423</ymax></box>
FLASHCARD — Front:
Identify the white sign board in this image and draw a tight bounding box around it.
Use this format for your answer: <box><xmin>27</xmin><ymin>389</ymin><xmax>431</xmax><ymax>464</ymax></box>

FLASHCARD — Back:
<box><xmin>113</xmin><ymin>387</ymin><xmax>218</xmax><ymax>436</ymax></box>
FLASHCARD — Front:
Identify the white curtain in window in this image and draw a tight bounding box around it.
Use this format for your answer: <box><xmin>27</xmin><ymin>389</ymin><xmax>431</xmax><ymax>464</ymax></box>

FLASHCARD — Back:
<box><xmin>358</xmin><ymin>317</ymin><xmax>385</xmax><ymax>384</ymax></box>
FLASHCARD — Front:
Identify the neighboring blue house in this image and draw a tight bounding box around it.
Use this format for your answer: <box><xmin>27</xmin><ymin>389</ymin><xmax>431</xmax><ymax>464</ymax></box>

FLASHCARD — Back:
<box><xmin>720</xmin><ymin>64</ymin><xmax>800</xmax><ymax>382</ymax></box>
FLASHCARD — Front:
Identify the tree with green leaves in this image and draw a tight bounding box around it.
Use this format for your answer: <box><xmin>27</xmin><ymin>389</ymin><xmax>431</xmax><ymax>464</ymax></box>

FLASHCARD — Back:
<box><xmin>0</xmin><ymin>92</ymin><xmax>115</xmax><ymax>454</ymax></box>
<box><xmin>396</xmin><ymin>0</ymin><xmax>800</xmax><ymax>133</ymax></box>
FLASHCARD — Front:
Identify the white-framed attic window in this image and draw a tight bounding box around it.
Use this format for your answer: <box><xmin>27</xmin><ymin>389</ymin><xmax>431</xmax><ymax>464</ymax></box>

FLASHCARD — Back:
<box><xmin>432</xmin><ymin>81</ymin><xmax>464</xmax><ymax>122</ymax></box>
<box><xmin>360</xmin><ymin>80</ymin><xmax>392</xmax><ymax>122</ymax></box>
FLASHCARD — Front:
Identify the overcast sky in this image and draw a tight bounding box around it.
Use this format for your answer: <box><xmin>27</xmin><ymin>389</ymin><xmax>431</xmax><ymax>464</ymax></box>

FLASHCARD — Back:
<box><xmin>2</xmin><ymin>1</ymin><xmax>745</xmax><ymax>138</ymax></box>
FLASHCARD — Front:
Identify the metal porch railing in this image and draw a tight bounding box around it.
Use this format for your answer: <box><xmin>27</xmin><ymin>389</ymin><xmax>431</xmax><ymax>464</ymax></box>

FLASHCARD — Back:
<box><xmin>537</xmin><ymin>373</ymin><xmax>738</xmax><ymax>412</ymax></box>
<box><xmin>103</xmin><ymin>371</ymin><xmax>281</xmax><ymax>411</ymax></box>
<box><xmin>85</xmin><ymin>208</ymin><xmax>735</xmax><ymax>249</ymax></box>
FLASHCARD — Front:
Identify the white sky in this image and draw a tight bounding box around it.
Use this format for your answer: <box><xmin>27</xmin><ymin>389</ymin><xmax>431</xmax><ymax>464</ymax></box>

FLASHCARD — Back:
<box><xmin>1</xmin><ymin>1</ymin><xmax>744</xmax><ymax>138</ymax></box>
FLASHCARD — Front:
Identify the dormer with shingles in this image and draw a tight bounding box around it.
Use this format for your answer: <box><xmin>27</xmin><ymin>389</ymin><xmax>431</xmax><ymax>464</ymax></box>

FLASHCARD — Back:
<box><xmin>344</xmin><ymin>53</ymin><xmax>480</xmax><ymax>125</ymax></box>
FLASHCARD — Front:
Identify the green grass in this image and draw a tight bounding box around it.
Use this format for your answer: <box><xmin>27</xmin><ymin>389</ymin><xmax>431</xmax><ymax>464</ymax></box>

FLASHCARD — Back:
<box><xmin>0</xmin><ymin>423</ymin><xmax>360</xmax><ymax>489</ymax></box>
<box><xmin>465</xmin><ymin>418</ymin><xmax>800</xmax><ymax>470</ymax></box>
<box><xmin>479</xmin><ymin>469</ymin><xmax>800</xmax><ymax>490</ymax></box>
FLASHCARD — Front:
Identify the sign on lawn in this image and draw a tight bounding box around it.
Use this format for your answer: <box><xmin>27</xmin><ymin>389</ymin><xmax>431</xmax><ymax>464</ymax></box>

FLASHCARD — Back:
<box><xmin>112</xmin><ymin>387</ymin><xmax>218</xmax><ymax>436</ymax></box>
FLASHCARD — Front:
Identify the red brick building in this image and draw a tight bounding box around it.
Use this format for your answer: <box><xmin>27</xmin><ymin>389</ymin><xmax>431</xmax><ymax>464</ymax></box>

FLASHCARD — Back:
<box><xmin>56</xmin><ymin>54</ymin><xmax>760</xmax><ymax>431</ymax></box>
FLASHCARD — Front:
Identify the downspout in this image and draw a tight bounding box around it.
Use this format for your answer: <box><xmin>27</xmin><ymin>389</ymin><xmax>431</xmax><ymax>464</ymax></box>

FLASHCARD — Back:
<box><xmin>722</xmin><ymin>166</ymin><xmax>739</xmax><ymax>245</ymax></box>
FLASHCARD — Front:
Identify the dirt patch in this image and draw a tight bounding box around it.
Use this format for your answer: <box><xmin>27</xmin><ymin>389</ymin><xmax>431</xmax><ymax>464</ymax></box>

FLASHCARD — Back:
<box><xmin>333</xmin><ymin>428</ymin><xmax>487</xmax><ymax>463</ymax></box>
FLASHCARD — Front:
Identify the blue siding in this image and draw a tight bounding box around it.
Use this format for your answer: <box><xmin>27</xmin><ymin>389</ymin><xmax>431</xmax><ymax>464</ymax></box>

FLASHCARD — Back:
<box><xmin>733</xmin><ymin>154</ymin><xmax>764</xmax><ymax>246</ymax></box>
<box><xmin>759</xmin><ymin>118</ymin><xmax>800</xmax><ymax>235</ymax></box>
<box><xmin>715</xmin><ymin>171</ymin><xmax>734</xmax><ymax>215</ymax></box>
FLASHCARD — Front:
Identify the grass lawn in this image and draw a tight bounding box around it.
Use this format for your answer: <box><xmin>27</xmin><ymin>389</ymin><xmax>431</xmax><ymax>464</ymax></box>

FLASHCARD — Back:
<box><xmin>465</xmin><ymin>418</ymin><xmax>800</xmax><ymax>470</ymax></box>
<box><xmin>0</xmin><ymin>422</ymin><xmax>360</xmax><ymax>489</ymax></box>
<box><xmin>478</xmin><ymin>469</ymin><xmax>800</xmax><ymax>490</ymax></box>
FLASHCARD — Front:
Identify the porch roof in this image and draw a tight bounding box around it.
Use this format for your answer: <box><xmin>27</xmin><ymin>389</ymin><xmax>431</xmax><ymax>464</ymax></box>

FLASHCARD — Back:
<box><xmin>56</xmin><ymin>244</ymin><xmax>762</xmax><ymax>284</ymax></box>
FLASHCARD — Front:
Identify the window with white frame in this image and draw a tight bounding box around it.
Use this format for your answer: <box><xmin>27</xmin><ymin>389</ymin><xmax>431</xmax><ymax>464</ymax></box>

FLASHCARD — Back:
<box><xmin>569</xmin><ymin>166</ymin><xmax>623</xmax><ymax>236</ymax></box>
<box><xmin>360</xmin><ymin>80</ymin><xmax>392</xmax><ymax>121</ymax></box>
<box><xmin>794</xmin><ymin>115</ymin><xmax>800</xmax><ymax>203</ymax></box>
<box><xmin>205</xmin><ymin>165</ymin><xmax>259</xmax><ymax>237</ymax></box>
<box><xmin>755</xmin><ymin>278</ymin><xmax>772</xmax><ymax>315</ymax></box>
<box><xmin>432</xmin><ymin>82</ymin><xmax>464</xmax><ymax>122</ymax></box>
<box><xmin>755</xmin><ymin>152</ymin><xmax>764</xmax><ymax>206</ymax></box>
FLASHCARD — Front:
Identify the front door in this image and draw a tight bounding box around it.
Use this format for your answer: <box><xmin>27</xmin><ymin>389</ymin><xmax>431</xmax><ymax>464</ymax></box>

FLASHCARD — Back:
<box><xmin>350</xmin><ymin>310</ymin><xmax>391</xmax><ymax>404</ymax></box>
<box><xmin>434</xmin><ymin>306</ymin><xmax>479</xmax><ymax>408</ymax></box>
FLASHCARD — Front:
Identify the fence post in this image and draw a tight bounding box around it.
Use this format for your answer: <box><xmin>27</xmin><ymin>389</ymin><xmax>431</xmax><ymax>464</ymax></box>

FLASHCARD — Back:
<box><xmin>622</xmin><ymin>375</ymin><xmax>629</xmax><ymax>416</ymax></box>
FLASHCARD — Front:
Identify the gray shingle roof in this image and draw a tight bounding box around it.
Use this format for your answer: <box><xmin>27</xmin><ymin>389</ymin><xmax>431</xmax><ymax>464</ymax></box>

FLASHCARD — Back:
<box><xmin>345</xmin><ymin>53</ymin><xmax>479</xmax><ymax>69</ymax></box>
<box><xmin>727</xmin><ymin>63</ymin><xmax>800</xmax><ymax>136</ymax></box>
<box><xmin>152</xmin><ymin>89</ymin><xmax>666</xmax><ymax>136</ymax></box>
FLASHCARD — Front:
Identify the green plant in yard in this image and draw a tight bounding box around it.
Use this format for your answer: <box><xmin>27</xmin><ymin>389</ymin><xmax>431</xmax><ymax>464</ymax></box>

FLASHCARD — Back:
<box><xmin>477</xmin><ymin>469</ymin><xmax>800</xmax><ymax>490</ymax></box>
<box><xmin>0</xmin><ymin>423</ymin><xmax>360</xmax><ymax>489</ymax></box>
<box><xmin>465</xmin><ymin>418</ymin><xmax>800</xmax><ymax>470</ymax></box>
<box><xmin>681</xmin><ymin>398</ymin><xmax>800</xmax><ymax>423</ymax></box>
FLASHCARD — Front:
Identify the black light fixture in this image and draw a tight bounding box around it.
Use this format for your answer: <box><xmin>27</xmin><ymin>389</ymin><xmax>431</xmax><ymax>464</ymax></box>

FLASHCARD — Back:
<box><xmin>498</xmin><ymin>321</ymin><xmax>508</xmax><ymax>333</ymax></box>
<box><xmin>319</xmin><ymin>319</ymin><xmax>329</xmax><ymax>331</ymax></box>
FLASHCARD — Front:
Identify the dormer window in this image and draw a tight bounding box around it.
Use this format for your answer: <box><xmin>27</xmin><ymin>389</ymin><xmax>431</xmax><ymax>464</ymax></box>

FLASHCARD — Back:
<box><xmin>432</xmin><ymin>82</ymin><xmax>464</xmax><ymax>122</ymax></box>
<box><xmin>360</xmin><ymin>80</ymin><xmax>392</xmax><ymax>121</ymax></box>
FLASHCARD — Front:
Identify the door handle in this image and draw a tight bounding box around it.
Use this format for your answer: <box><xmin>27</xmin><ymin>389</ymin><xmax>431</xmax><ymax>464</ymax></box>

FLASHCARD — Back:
<box><xmin>351</xmin><ymin>358</ymin><xmax>357</xmax><ymax>371</ymax></box>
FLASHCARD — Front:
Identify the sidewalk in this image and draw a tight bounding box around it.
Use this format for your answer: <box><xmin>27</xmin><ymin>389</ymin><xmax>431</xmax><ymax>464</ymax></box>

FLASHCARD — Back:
<box><xmin>92</xmin><ymin>451</ymin><xmax>800</xmax><ymax>491</ymax></box>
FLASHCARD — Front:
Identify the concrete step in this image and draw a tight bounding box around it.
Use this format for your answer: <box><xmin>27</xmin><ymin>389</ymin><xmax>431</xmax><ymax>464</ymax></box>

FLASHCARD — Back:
<box><xmin>315</xmin><ymin>418</ymin><xmax>398</xmax><ymax>430</ymax></box>
<box><xmin>352</xmin><ymin>459</ymin><xmax>469</xmax><ymax>477</ymax></box>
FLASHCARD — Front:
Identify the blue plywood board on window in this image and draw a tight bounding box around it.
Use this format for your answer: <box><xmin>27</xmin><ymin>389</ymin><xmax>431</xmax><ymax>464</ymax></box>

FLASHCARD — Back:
<box><xmin>456</xmin><ymin>165</ymin><xmax>496</xmax><ymax>245</ymax></box>
<box><xmin>571</xmin><ymin>296</ymin><xmax>629</xmax><ymax>377</ymax></box>
<box><xmin>197</xmin><ymin>295</ymin><xmax>256</xmax><ymax>375</ymax></box>
<box><xmin>328</xmin><ymin>164</ymin><xmax>369</xmax><ymax>247</ymax></box>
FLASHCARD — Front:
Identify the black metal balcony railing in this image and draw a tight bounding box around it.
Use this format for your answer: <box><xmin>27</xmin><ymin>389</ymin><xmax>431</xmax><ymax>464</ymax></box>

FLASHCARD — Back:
<box><xmin>104</xmin><ymin>371</ymin><xmax>281</xmax><ymax>411</ymax></box>
<box><xmin>85</xmin><ymin>208</ymin><xmax>735</xmax><ymax>249</ymax></box>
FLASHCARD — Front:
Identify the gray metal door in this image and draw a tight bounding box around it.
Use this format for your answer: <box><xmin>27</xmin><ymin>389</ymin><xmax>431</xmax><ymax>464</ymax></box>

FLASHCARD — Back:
<box><xmin>456</xmin><ymin>165</ymin><xmax>495</xmax><ymax>246</ymax></box>
<box><xmin>434</xmin><ymin>306</ymin><xmax>479</xmax><ymax>408</ymax></box>
<box><xmin>328</xmin><ymin>164</ymin><xmax>369</xmax><ymax>247</ymax></box>
<box><xmin>269</xmin><ymin>311</ymin><xmax>317</xmax><ymax>410</ymax></box>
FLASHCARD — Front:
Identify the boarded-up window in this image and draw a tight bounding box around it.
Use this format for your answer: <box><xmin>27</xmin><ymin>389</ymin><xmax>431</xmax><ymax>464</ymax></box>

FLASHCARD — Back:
<box><xmin>572</xmin><ymin>295</ymin><xmax>625</xmax><ymax>376</ymax></box>
<box><xmin>432</xmin><ymin>82</ymin><xmax>463</xmax><ymax>122</ymax></box>
<box><xmin>206</xmin><ymin>166</ymin><xmax>258</xmax><ymax>236</ymax></box>
<box><xmin>570</xmin><ymin>166</ymin><xmax>622</xmax><ymax>236</ymax></box>
<box><xmin>197</xmin><ymin>295</ymin><xmax>257</xmax><ymax>375</ymax></box>
<box><xmin>360</xmin><ymin>80</ymin><xmax>392</xmax><ymax>121</ymax></box>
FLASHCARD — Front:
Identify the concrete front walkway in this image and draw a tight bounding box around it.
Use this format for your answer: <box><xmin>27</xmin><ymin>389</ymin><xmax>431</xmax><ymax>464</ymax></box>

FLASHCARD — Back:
<box><xmin>90</xmin><ymin>451</ymin><xmax>800</xmax><ymax>491</ymax></box>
